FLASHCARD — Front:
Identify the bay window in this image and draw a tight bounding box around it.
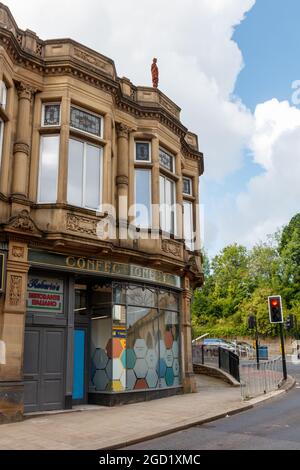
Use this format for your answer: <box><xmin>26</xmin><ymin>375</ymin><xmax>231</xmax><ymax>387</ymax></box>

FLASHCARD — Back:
<box><xmin>160</xmin><ymin>175</ymin><xmax>176</xmax><ymax>234</ymax></box>
<box><xmin>67</xmin><ymin>138</ymin><xmax>102</xmax><ymax>210</ymax></box>
<box><xmin>134</xmin><ymin>169</ymin><xmax>152</xmax><ymax>227</ymax></box>
<box><xmin>183</xmin><ymin>200</ymin><xmax>194</xmax><ymax>250</ymax></box>
<box><xmin>38</xmin><ymin>135</ymin><xmax>60</xmax><ymax>203</ymax></box>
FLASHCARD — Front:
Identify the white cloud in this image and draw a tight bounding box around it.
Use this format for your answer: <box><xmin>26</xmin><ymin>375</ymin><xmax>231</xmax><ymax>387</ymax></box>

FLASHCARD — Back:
<box><xmin>216</xmin><ymin>99</ymin><xmax>300</xmax><ymax>249</ymax></box>
<box><xmin>3</xmin><ymin>0</ymin><xmax>255</xmax><ymax>180</ymax></box>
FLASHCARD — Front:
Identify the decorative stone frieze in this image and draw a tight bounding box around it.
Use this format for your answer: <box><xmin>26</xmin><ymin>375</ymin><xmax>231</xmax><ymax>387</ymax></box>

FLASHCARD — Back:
<box><xmin>13</xmin><ymin>142</ymin><xmax>30</xmax><ymax>156</ymax></box>
<box><xmin>161</xmin><ymin>239</ymin><xmax>182</xmax><ymax>258</ymax></box>
<box><xmin>66</xmin><ymin>213</ymin><xmax>98</xmax><ymax>236</ymax></box>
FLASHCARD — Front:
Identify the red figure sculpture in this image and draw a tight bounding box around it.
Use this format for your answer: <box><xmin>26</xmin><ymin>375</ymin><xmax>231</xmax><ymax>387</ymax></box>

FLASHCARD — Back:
<box><xmin>151</xmin><ymin>58</ymin><xmax>159</xmax><ymax>88</ymax></box>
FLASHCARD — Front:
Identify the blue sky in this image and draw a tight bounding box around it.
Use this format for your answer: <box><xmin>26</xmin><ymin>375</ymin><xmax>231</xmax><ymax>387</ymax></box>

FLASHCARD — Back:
<box><xmin>202</xmin><ymin>0</ymin><xmax>300</xmax><ymax>256</ymax></box>
<box><xmin>234</xmin><ymin>0</ymin><xmax>300</xmax><ymax>110</ymax></box>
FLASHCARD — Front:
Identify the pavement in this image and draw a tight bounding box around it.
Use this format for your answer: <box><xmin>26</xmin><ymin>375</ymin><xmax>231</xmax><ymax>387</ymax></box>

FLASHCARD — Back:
<box><xmin>0</xmin><ymin>372</ymin><xmax>294</xmax><ymax>450</ymax></box>
<box><xmin>127</xmin><ymin>362</ymin><xmax>300</xmax><ymax>450</ymax></box>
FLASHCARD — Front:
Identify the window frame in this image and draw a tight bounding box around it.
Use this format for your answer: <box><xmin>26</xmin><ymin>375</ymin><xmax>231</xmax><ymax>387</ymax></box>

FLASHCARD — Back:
<box><xmin>41</xmin><ymin>102</ymin><xmax>61</xmax><ymax>128</ymax></box>
<box><xmin>134</xmin><ymin>141</ymin><xmax>152</xmax><ymax>163</ymax></box>
<box><xmin>159</xmin><ymin>173</ymin><xmax>177</xmax><ymax>235</ymax></box>
<box><xmin>70</xmin><ymin>105</ymin><xmax>103</xmax><ymax>139</ymax></box>
<box><xmin>37</xmin><ymin>134</ymin><xmax>60</xmax><ymax>204</ymax></box>
<box><xmin>0</xmin><ymin>118</ymin><xmax>4</xmax><ymax>165</ymax></box>
<box><xmin>183</xmin><ymin>199</ymin><xmax>194</xmax><ymax>251</ymax></box>
<box><xmin>0</xmin><ymin>81</ymin><xmax>7</xmax><ymax>110</ymax></box>
<box><xmin>182</xmin><ymin>176</ymin><xmax>193</xmax><ymax>196</ymax></box>
<box><xmin>159</xmin><ymin>147</ymin><xmax>175</xmax><ymax>173</ymax></box>
<box><xmin>67</xmin><ymin>136</ymin><xmax>103</xmax><ymax>211</ymax></box>
<box><xmin>134</xmin><ymin>168</ymin><xmax>152</xmax><ymax>228</ymax></box>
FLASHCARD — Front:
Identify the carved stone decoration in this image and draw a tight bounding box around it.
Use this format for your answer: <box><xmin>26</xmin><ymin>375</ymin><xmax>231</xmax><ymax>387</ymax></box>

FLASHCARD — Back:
<box><xmin>161</xmin><ymin>239</ymin><xmax>182</xmax><ymax>258</ymax></box>
<box><xmin>5</xmin><ymin>210</ymin><xmax>42</xmax><ymax>237</ymax></box>
<box><xmin>11</xmin><ymin>246</ymin><xmax>25</xmax><ymax>258</ymax></box>
<box><xmin>116</xmin><ymin>175</ymin><xmax>129</xmax><ymax>186</ymax></box>
<box><xmin>0</xmin><ymin>7</ymin><xmax>14</xmax><ymax>31</ymax></box>
<box><xmin>13</xmin><ymin>142</ymin><xmax>30</xmax><ymax>156</ymax></box>
<box><xmin>73</xmin><ymin>47</ymin><xmax>112</xmax><ymax>76</ymax></box>
<box><xmin>16</xmin><ymin>82</ymin><xmax>37</xmax><ymax>101</ymax></box>
<box><xmin>116</xmin><ymin>122</ymin><xmax>132</xmax><ymax>139</ymax></box>
<box><xmin>66</xmin><ymin>213</ymin><xmax>98</xmax><ymax>236</ymax></box>
<box><xmin>9</xmin><ymin>275</ymin><xmax>22</xmax><ymax>306</ymax></box>
<box><xmin>9</xmin><ymin>210</ymin><xmax>35</xmax><ymax>233</ymax></box>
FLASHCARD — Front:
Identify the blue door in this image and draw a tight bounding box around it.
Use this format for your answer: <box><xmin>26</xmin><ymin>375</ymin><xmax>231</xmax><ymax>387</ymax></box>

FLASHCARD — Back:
<box><xmin>73</xmin><ymin>329</ymin><xmax>86</xmax><ymax>401</ymax></box>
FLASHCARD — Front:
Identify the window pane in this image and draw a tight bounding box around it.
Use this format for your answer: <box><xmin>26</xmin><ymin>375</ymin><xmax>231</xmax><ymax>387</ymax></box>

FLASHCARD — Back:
<box><xmin>184</xmin><ymin>201</ymin><xmax>193</xmax><ymax>250</ymax></box>
<box><xmin>158</xmin><ymin>310</ymin><xmax>180</xmax><ymax>387</ymax></box>
<box><xmin>85</xmin><ymin>144</ymin><xmax>101</xmax><ymax>210</ymax></box>
<box><xmin>136</xmin><ymin>142</ymin><xmax>150</xmax><ymax>161</ymax></box>
<box><xmin>158</xmin><ymin>290</ymin><xmax>179</xmax><ymax>311</ymax></box>
<box><xmin>159</xmin><ymin>175</ymin><xmax>166</xmax><ymax>231</ymax></box>
<box><xmin>67</xmin><ymin>139</ymin><xmax>84</xmax><ymax>206</ymax></box>
<box><xmin>43</xmin><ymin>104</ymin><xmax>60</xmax><ymax>126</ymax></box>
<box><xmin>135</xmin><ymin>169</ymin><xmax>151</xmax><ymax>227</ymax></box>
<box><xmin>38</xmin><ymin>135</ymin><xmax>59</xmax><ymax>203</ymax></box>
<box><xmin>127</xmin><ymin>286</ymin><xmax>156</xmax><ymax>307</ymax></box>
<box><xmin>183</xmin><ymin>177</ymin><xmax>192</xmax><ymax>195</ymax></box>
<box><xmin>70</xmin><ymin>106</ymin><xmax>101</xmax><ymax>137</ymax></box>
<box><xmin>126</xmin><ymin>306</ymin><xmax>159</xmax><ymax>390</ymax></box>
<box><xmin>159</xmin><ymin>148</ymin><xmax>174</xmax><ymax>172</ymax></box>
<box><xmin>0</xmin><ymin>82</ymin><xmax>7</xmax><ymax>109</ymax></box>
<box><xmin>0</xmin><ymin>120</ymin><xmax>3</xmax><ymax>164</ymax></box>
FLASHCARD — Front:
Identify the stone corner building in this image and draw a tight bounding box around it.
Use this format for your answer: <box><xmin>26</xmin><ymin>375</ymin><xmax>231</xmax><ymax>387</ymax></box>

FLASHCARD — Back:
<box><xmin>0</xmin><ymin>3</ymin><xmax>204</xmax><ymax>423</ymax></box>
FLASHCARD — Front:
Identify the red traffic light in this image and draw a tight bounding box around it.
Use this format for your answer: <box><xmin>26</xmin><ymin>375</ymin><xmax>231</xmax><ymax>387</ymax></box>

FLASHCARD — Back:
<box><xmin>268</xmin><ymin>295</ymin><xmax>283</xmax><ymax>324</ymax></box>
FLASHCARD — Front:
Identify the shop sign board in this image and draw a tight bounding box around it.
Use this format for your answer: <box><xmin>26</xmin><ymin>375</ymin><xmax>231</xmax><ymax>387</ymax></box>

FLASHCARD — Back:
<box><xmin>27</xmin><ymin>276</ymin><xmax>64</xmax><ymax>314</ymax></box>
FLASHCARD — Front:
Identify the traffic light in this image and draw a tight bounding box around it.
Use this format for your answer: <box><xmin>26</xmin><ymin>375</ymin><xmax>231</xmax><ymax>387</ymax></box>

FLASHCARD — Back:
<box><xmin>285</xmin><ymin>314</ymin><xmax>295</xmax><ymax>331</ymax></box>
<box><xmin>268</xmin><ymin>295</ymin><xmax>283</xmax><ymax>324</ymax></box>
<box><xmin>248</xmin><ymin>315</ymin><xmax>256</xmax><ymax>330</ymax></box>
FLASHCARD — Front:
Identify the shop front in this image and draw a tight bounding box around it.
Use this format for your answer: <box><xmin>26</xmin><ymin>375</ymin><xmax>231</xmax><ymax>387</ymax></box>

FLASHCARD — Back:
<box><xmin>23</xmin><ymin>249</ymin><xmax>183</xmax><ymax>412</ymax></box>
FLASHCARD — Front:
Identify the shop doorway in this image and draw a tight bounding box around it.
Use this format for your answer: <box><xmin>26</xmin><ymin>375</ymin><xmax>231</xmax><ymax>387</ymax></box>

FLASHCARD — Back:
<box><xmin>23</xmin><ymin>326</ymin><xmax>65</xmax><ymax>413</ymax></box>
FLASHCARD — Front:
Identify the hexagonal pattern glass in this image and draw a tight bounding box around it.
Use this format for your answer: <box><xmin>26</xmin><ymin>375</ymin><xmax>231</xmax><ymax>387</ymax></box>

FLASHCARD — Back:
<box><xmin>146</xmin><ymin>349</ymin><xmax>157</xmax><ymax>369</ymax></box>
<box><xmin>126</xmin><ymin>369</ymin><xmax>137</xmax><ymax>390</ymax></box>
<box><xmin>164</xmin><ymin>349</ymin><xmax>173</xmax><ymax>368</ymax></box>
<box><xmin>93</xmin><ymin>369</ymin><xmax>109</xmax><ymax>391</ymax></box>
<box><xmin>134</xmin><ymin>339</ymin><xmax>147</xmax><ymax>359</ymax></box>
<box><xmin>93</xmin><ymin>348</ymin><xmax>108</xmax><ymax>370</ymax></box>
<box><xmin>113</xmin><ymin>358</ymin><xmax>124</xmax><ymax>380</ymax></box>
<box><xmin>157</xmin><ymin>358</ymin><xmax>167</xmax><ymax>378</ymax></box>
<box><xmin>165</xmin><ymin>367</ymin><xmax>175</xmax><ymax>386</ymax></box>
<box><xmin>146</xmin><ymin>368</ymin><xmax>158</xmax><ymax>388</ymax></box>
<box><xmin>126</xmin><ymin>349</ymin><xmax>137</xmax><ymax>369</ymax></box>
<box><xmin>173</xmin><ymin>358</ymin><xmax>180</xmax><ymax>377</ymax></box>
<box><xmin>134</xmin><ymin>358</ymin><xmax>148</xmax><ymax>378</ymax></box>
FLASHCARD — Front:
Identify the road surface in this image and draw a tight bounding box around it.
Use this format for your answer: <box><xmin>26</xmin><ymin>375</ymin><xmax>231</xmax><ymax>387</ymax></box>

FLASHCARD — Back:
<box><xmin>126</xmin><ymin>361</ymin><xmax>300</xmax><ymax>450</ymax></box>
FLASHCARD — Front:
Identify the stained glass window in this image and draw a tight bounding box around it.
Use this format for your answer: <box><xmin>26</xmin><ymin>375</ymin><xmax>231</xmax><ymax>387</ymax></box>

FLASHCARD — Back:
<box><xmin>135</xmin><ymin>142</ymin><xmax>151</xmax><ymax>162</ymax></box>
<box><xmin>183</xmin><ymin>177</ymin><xmax>192</xmax><ymax>195</ymax></box>
<box><xmin>43</xmin><ymin>104</ymin><xmax>60</xmax><ymax>126</ymax></box>
<box><xmin>70</xmin><ymin>106</ymin><xmax>102</xmax><ymax>137</ymax></box>
<box><xmin>159</xmin><ymin>148</ymin><xmax>174</xmax><ymax>173</ymax></box>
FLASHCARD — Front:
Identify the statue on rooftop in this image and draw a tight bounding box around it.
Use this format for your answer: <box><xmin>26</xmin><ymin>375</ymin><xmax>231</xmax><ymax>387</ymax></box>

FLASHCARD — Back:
<box><xmin>151</xmin><ymin>58</ymin><xmax>159</xmax><ymax>88</ymax></box>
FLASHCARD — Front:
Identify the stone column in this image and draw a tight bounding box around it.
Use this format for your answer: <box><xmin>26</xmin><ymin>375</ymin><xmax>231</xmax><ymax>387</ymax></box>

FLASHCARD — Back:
<box><xmin>175</xmin><ymin>153</ymin><xmax>183</xmax><ymax>240</ymax></box>
<box><xmin>12</xmin><ymin>83</ymin><xmax>36</xmax><ymax>198</ymax></box>
<box><xmin>181</xmin><ymin>276</ymin><xmax>197</xmax><ymax>393</ymax></box>
<box><xmin>116</xmin><ymin>123</ymin><xmax>130</xmax><ymax>242</ymax></box>
<box><xmin>0</xmin><ymin>241</ymin><xmax>29</xmax><ymax>423</ymax></box>
<box><xmin>103</xmin><ymin>114</ymin><xmax>113</xmax><ymax>206</ymax></box>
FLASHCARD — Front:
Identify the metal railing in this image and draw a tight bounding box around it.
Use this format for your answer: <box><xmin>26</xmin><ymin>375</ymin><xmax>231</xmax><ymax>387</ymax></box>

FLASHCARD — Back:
<box><xmin>192</xmin><ymin>345</ymin><xmax>240</xmax><ymax>382</ymax></box>
<box><xmin>240</xmin><ymin>356</ymin><xmax>283</xmax><ymax>400</ymax></box>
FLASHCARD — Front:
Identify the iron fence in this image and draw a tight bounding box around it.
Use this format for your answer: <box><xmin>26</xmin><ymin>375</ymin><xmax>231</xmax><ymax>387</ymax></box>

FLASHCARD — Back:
<box><xmin>240</xmin><ymin>356</ymin><xmax>283</xmax><ymax>400</ymax></box>
<box><xmin>192</xmin><ymin>344</ymin><xmax>240</xmax><ymax>382</ymax></box>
